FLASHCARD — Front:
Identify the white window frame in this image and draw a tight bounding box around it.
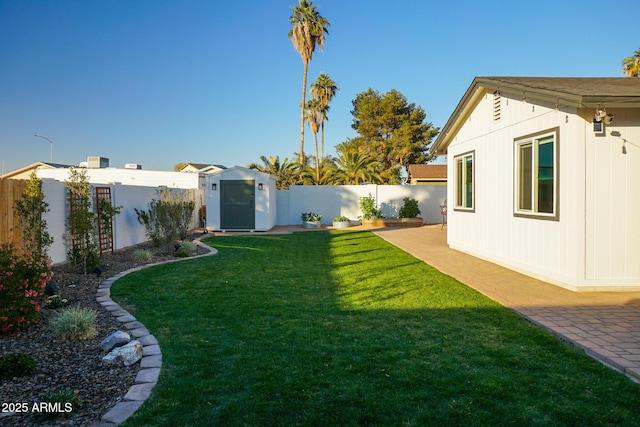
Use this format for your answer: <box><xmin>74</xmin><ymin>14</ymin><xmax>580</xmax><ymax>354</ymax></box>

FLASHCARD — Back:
<box><xmin>513</xmin><ymin>127</ymin><xmax>559</xmax><ymax>221</ymax></box>
<box><xmin>454</xmin><ymin>151</ymin><xmax>474</xmax><ymax>212</ymax></box>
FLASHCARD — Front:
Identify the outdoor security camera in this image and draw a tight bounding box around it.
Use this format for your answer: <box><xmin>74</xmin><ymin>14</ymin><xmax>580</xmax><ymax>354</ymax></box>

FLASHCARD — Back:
<box><xmin>604</xmin><ymin>114</ymin><xmax>614</xmax><ymax>125</ymax></box>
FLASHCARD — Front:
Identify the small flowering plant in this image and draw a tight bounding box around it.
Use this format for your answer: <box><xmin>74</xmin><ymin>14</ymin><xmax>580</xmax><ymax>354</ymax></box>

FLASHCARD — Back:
<box><xmin>0</xmin><ymin>243</ymin><xmax>52</xmax><ymax>334</ymax></box>
<box><xmin>44</xmin><ymin>295</ymin><xmax>68</xmax><ymax>309</ymax></box>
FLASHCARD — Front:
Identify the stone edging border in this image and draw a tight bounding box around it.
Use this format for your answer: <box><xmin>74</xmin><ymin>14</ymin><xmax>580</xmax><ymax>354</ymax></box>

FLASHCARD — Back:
<box><xmin>90</xmin><ymin>237</ymin><xmax>218</xmax><ymax>426</ymax></box>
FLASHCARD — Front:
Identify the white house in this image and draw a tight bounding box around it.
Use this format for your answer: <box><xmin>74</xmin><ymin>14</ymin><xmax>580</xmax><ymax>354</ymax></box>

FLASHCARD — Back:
<box><xmin>431</xmin><ymin>77</ymin><xmax>640</xmax><ymax>291</ymax></box>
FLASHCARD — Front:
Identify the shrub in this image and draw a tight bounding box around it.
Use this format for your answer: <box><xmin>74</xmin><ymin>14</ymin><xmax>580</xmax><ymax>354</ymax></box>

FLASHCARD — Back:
<box><xmin>359</xmin><ymin>194</ymin><xmax>384</xmax><ymax>220</ymax></box>
<box><xmin>175</xmin><ymin>248</ymin><xmax>190</xmax><ymax>258</ymax></box>
<box><xmin>398</xmin><ymin>197</ymin><xmax>421</xmax><ymax>218</ymax></box>
<box><xmin>132</xmin><ymin>249</ymin><xmax>153</xmax><ymax>263</ymax></box>
<box><xmin>50</xmin><ymin>307</ymin><xmax>97</xmax><ymax>340</ymax></box>
<box><xmin>178</xmin><ymin>241</ymin><xmax>197</xmax><ymax>252</ymax></box>
<box><xmin>135</xmin><ymin>189</ymin><xmax>196</xmax><ymax>246</ymax></box>
<box><xmin>333</xmin><ymin>216</ymin><xmax>350</xmax><ymax>222</ymax></box>
<box><xmin>14</xmin><ymin>172</ymin><xmax>53</xmax><ymax>260</ymax></box>
<box><xmin>0</xmin><ymin>243</ymin><xmax>52</xmax><ymax>334</ymax></box>
<box><xmin>0</xmin><ymin>352</ymin><xmax>35</xmax><ymax>380</ymax></box>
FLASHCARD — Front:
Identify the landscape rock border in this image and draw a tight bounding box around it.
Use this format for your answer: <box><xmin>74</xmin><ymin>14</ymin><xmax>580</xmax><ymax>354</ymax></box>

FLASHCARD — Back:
<box><xmin>89</xmin><ymin>237</ymin><xmax>218</xmax><ymax>427</ymax></box>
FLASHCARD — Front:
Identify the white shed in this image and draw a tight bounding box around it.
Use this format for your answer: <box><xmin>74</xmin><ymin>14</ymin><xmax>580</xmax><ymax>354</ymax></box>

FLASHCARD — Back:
<box><xmin>431</xmin><ymin>77</ymin><xmax>640</xmax><ymax>292</ymax></box>
<box><xmin>205</xmin><ymin>166</ymin><xmax>276</xmax><ymax>232</ymax></box>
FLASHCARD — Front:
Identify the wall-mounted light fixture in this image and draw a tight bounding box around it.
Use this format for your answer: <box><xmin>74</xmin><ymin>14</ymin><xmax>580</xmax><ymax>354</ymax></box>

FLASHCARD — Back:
<box><xmin>211</xmin><ymin>183</ymin><xmax>217</xmax><ymax>191</ymax></box>
<box><xmin>258</xmin><ymin>183</ymin><xmax>264</xmax><ymax>190</ymax></box>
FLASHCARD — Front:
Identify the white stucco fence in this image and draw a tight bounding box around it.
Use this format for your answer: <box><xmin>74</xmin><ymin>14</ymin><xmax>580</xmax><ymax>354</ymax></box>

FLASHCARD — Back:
<box><xmin>40</xmin><ymin>179</ymin><xmax>203</xmax><ymax>265</ymax></box>
<box><xmin>276</xmin><ymin>184</ymin><xmax>447</xmax><ymax>226</ymax></box>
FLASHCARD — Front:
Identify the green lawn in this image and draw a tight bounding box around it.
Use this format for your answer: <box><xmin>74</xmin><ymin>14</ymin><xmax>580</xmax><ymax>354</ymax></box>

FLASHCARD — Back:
<box><xmin>111</xmin><ymin>231</ymin><xmax>640</xmax><ymax>426</ymax></box>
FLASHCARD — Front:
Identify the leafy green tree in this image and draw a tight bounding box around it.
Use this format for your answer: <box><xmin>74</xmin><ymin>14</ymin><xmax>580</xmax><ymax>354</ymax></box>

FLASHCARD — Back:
<box><xmin>310</xmin><ymin>73</ymin><xmax>338</xmax><ymax>165</ymax></box>
<box><xmin>248</xmin><ymin>155</ymin><xmax>298</xmax><ymax>189</ymax></box>
<box><xmin>622</xmin><ymin>48</ymin><xmax>640</xmax><ymax>77</ymax></box>
<box><xmin>14</xmin><ymin>172</ymin><xmax>53</xmax><ymax>259</ymax></box>
<box><xmin>288</xmin><ymin>0</ymin><xmax>330</xmax><ymax>164</ymax></box>
<box><xmin>345</xmin><ymin>88</ymin><xmax>439</xmax><ymax>183</ymax></box>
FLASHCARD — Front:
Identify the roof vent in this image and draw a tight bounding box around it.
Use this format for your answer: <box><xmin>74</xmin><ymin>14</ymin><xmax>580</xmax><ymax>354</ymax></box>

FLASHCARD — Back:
<box><xmin>493</xmin><ymin>91</ymin><xmax>501</xmax><ymax>121</ymax></box>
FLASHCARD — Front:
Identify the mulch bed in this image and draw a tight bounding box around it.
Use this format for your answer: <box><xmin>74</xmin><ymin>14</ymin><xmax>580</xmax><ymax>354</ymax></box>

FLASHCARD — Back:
<box><xmin>0</xmin><ymin>234</ymin><xmax>210</xmax><ymax>426</ymax></box>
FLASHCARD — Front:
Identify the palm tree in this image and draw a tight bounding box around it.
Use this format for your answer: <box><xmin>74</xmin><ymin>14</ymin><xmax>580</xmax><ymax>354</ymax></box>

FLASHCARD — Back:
<box><xmin>305</xmin><ymin>99</ymin><xmax>324</xmax><ymax>183</ymax></box>
<box><xmin>622</xmin><ymin>48</ymin><xmax>640</xmax><ymax>77</ymax></box>
<box><xmin>335</xmin><ymin>148</ymin><xmax>383</xmax><ymax>185</ymax></box>
<box><xmin>247</xmin><ymin>155</ymin><xmax>297</xmax><ymax>189</ymax></box>
<box><xmin>310</xmin><ymin>73</ymin><xmax>338</xmax><ymax>165</ymax></box>
<box><xmin>288</xmin><ymin>0</ymin><xmax>330</xmax><ymax>165</ymax></box>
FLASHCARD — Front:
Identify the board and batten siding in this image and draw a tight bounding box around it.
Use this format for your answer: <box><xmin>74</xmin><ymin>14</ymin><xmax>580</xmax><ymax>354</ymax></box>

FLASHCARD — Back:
<box><xmin>446</xmin><ymin>89</ymin><xmax>588</xmax><ymax>290</ymax></box>
<box><xmin>584</xmin><ymin>107</ymin><xmax>640</xmax><ymax>289</ymax></box>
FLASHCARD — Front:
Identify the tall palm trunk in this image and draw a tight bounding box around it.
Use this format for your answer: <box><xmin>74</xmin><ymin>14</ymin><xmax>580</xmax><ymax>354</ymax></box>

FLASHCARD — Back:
<box><xmin>320</xmin><ymin>122</ymin><xmax>325</xmax><ymax>167</ymax></box>
<box><xmin>314</xmin><ymin>132</ymin><xmax>320</xmax><ymax>183</ymax></box>
<box><xmin>299</xmin><ymin>61</ymin><xmax>309</xmax><ymax>165</ymax></box>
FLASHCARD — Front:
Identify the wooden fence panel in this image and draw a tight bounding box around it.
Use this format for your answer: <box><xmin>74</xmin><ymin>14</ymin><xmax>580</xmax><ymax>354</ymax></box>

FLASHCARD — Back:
<box><xmin>0</xmin><ymin>179</ymin><xmax>28</xmax><ymax>247</ymax></box>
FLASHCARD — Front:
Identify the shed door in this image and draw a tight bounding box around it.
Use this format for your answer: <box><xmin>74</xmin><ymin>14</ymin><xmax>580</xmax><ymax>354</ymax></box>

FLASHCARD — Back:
<box><xmin>221</xmin><ymin>180</ymin><xmax>255</xmax><ymax>229</ymax></box>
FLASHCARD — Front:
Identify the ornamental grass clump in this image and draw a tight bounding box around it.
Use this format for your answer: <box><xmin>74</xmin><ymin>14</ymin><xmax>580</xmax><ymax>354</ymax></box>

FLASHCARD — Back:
<box><xmin>50</xmin><ymin>307</ymin><xmax>97</xmax><ymax>340</ymax></box>
<box><xmin>132</xmin><ymin>249</ymin><xmax>153</xmax><ymax>263</ymax></box>
<box><xmin>0</xmin><ymin>243</ymin><xmax>52</xmax><ymax>334</ymax></box>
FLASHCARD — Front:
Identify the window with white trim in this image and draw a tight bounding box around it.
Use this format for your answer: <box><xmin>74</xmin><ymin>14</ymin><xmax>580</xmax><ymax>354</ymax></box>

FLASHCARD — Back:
<box><xmin>454</xmin><ymin>151</ymin><xmax>474</xmax><ymax>211</ymax></box>
<box><xmin>514</xmin><ymin>128</ymin><xmax>558</xmax><ymax>219</ymax></box>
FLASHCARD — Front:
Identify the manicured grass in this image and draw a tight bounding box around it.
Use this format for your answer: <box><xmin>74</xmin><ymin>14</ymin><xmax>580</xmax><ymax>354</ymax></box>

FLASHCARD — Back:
<box><xmin>111</xmin><ymin>231</ymin><xmax>640</xmax><ymax>426</ymax></box>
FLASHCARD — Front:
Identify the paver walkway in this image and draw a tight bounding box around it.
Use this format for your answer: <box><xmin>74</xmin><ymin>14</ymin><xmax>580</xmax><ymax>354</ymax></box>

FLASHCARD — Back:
<box><xmin>373</xmin><ymin>225</ymin><xmax>640</xmax><ymax>381</ymax></box>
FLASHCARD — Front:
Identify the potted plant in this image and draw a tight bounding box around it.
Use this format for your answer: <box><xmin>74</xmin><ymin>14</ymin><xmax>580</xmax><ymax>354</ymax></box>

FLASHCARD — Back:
<box><xmin>332</xmin><ymin>216</ymin><xmax>351</xmax><ymax>229</ymax></box>
<box><xmin>301</xmin><ymin>212</ymin><xmax>322</xmax><ymax>229</ymax></box>
<box><xmin>398</xmin><ymin>197</ymin><xmax>421</xmax><ymax>219</ymax></box>
<box><xmin>358</xmin><ymin>194</ymin><xmax>384</xmax><ymax>222</ymax></box>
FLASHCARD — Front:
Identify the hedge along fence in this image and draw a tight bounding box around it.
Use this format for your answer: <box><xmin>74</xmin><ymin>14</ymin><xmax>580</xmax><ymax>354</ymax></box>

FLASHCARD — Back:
<box><xmin>0</xmin><ymin>179</ymin><xmax>28</xmax><ymax>250</ymax></box>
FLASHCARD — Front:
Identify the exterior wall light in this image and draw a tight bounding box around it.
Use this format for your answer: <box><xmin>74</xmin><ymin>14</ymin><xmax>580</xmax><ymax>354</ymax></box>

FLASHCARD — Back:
<box><xmin>211</xmin><ymin>183</ymin><xmax>217</xmax><ymax>191</ymax></box>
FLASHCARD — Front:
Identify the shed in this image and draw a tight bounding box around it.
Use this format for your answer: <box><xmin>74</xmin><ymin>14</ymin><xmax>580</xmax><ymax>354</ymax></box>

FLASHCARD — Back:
<box><xmin>205</xmin><ymin>166</ymin><xmax>276</xmax><ymax>232</ymax></box>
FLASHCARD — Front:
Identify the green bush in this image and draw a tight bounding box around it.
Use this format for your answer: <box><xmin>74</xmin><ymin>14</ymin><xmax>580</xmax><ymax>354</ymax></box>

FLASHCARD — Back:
<box><xmin>0</xmin><ymin>352</ymin><xmax>35</xmax><ymax>380</ymax></box>
<box><xmin>398</xmin><ymin>197</ymin><xmax>421</xmax><ymax>218</ymax></box>
<box><xmin>175</xmin><ymin>249</ymin><xmax>190</xmax><ymax>258</ymax></box>
<box><xmin>359</xmin><ymin>194</ymin><xmax>384</xmax><ymax>220</ymax></box>
<box><xmin>50</xmin><ymin>307</ymin><xmax>97</xmax><ymax>340</ymax></box>
<box><xmin>333</xmin><ymin>216</ymin><xmax>350</xmax><ymax>222</ymax></box>
<box><xmin>0</xmin><ymin>243</ymin><xmax>52</xmax><ymax>334</ymax></box>
<box><xmin>132</xmin><ymin>249</ymin><xmax>153</xmax><ymax>263</ymax></box>
<box><xmin>178</xmin><ymin>241</ymin><xmax>197</xmax><ymax>252</ymax></box>
<box><xmin>14</xmin><ymin>172</ymin><xmax>53</xmax><ymax>260</ymax></box>
<box><xmin>135</xmin><ymin>188</ymin><xmax>196</xmax><ymax>247</ymax></box>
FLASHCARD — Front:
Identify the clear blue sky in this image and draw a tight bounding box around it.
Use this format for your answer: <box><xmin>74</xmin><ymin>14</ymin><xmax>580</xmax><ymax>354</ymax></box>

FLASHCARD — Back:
<box><xmin>1</xmin><ymin>0</ymin><xmax>638</xmax><ymax>174</ymax></box>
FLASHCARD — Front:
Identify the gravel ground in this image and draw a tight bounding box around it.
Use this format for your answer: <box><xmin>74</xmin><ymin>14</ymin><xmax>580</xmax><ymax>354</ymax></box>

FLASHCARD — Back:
<box><xmin>0</xmin><ymin>235</ymin><xmax>210</xmax><ymax>426</ymax></box>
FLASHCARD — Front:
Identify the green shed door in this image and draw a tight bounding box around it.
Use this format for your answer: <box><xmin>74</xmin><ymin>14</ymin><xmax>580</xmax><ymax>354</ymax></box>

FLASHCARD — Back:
<box><xmin>221</xmin><ymin>180</ymin><xmax>255</xmax><ymax>229</ymax></box>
